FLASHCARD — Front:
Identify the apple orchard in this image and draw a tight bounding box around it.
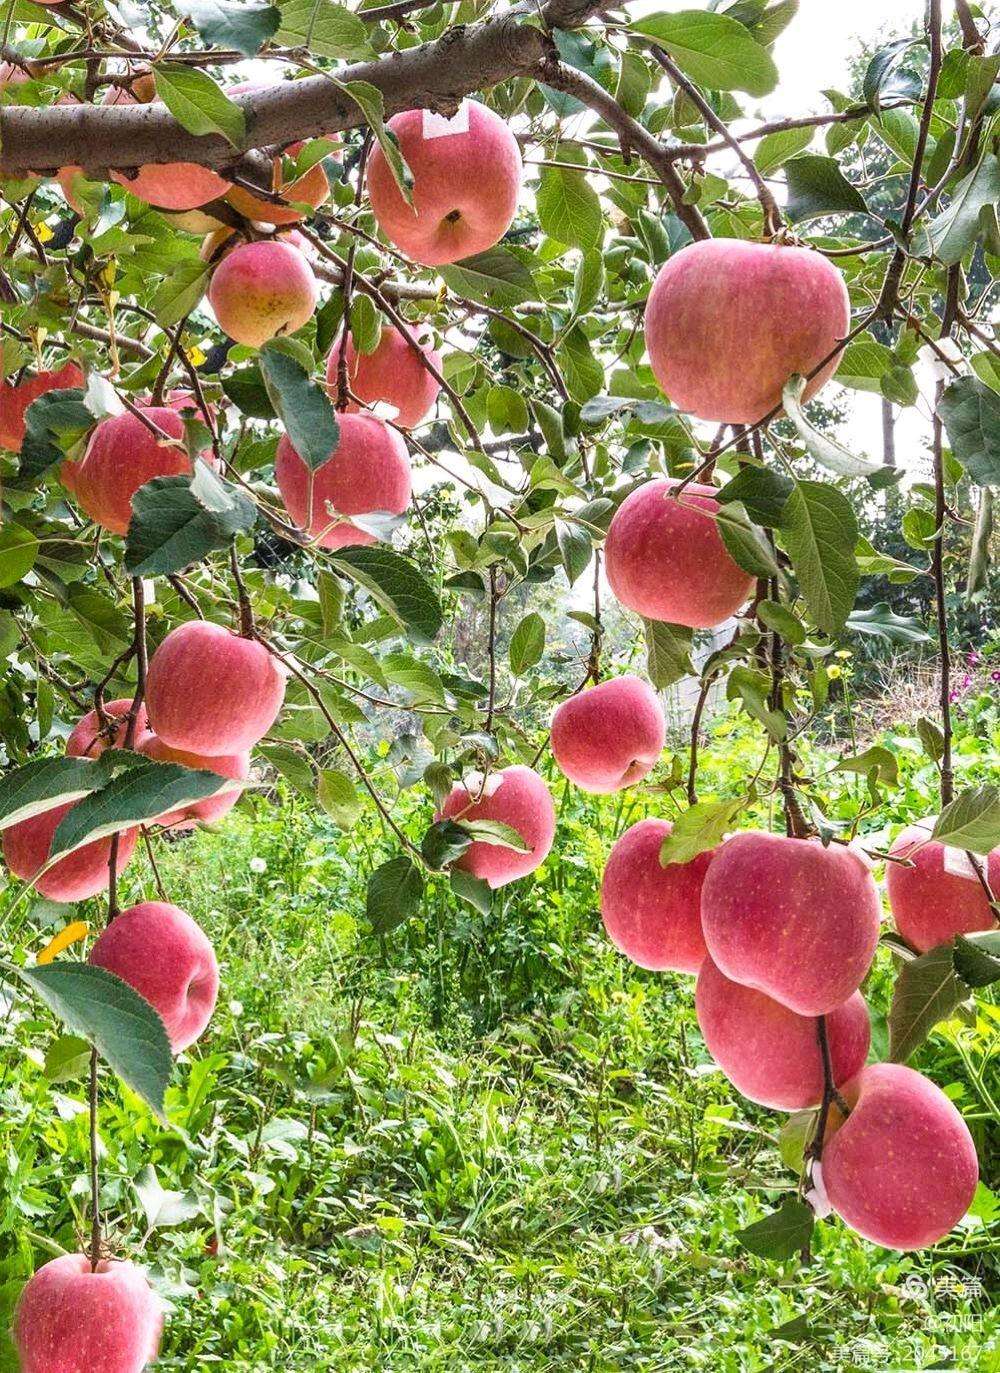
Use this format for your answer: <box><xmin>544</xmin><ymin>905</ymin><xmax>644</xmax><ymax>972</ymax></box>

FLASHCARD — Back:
<box><xmin>0</xmin><ymin>0</ymin><xmax>998</xmax><ymax>1367</ymax></box>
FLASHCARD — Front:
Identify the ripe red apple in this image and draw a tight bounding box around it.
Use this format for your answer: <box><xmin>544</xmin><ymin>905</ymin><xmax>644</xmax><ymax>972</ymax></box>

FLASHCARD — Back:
<box><xmin>145</xmin><ymin>620</ymin><xmax>286</xmax><ymax>755</ymax></box>
<box><xmin>823</xmin><ymin>1063</ymin><xmax>979</xmax><ymax>1250</ymax></box>
<box><xmin>14</xmin><ymin>1253</ymin><xmax>162</xmax><ymax>1373</ymax></box>
<box><xmin>599</xmin><ymin>817</ymin><xmax>712</xmax><ymax>973</ymax></box>
<box><xmin>325</xmin><ymin>323</ymin><xmax>442</xmax><ymax>429</ymax></box>
<box><xmin>89</xmin><ymin>901</ymin><xmax>219</xmax><ymax>1052</ymax></box>
<box><xmin>224</xmin><ymin>83</ymin><xmax>332</xmax><ymax>225</ymax></box>
<box><xmin>137</xmin><ymin>732</ymin><xmax>249</xmax><ymax>829</ymax></box>
<box><xmin>2</xmin><ymin>802</ymin><xmax>139</xmax><ymax>903</ymax></box>
<box><xmin>887</xmin><ymin>818</ymin><xmax>999</xmax><ymax>953</ymax></box>
<box><xmin>66</xmin><ymin>699</ymin><xmax>147</xmax><ymax>758</ymax></box>
<box><xmin>644</xmin><ymin>239</ymin><xmax>850</xmax><ymax>424</ymax></box>
<box><xmin>0</xmin><ymin>360</ymin><xmax>84</xmax><ymax>452</ymax></box>
<box><xmin>367</xmin><ymin>99</ymin><xmax>522</xmax><ymax>266</ymax></box>
<box><xmin>62</xmin><ymin>406</ymin><xmax>197</xmax><ymax>535</ymax></box>
<box><xmin>695</xmin><ymin>957</ymin><xmax>870</xmax><ymax>1110</ymax></box>
<box><xmin>208</xmin><ymin>240</ymin><xmax>317</xmax><ymax>348</ymax></box>
<box><xmin>551</xmin><ymin>675</ymin><xmax>666</xmax><ymax>793</ymax></box>
<box><xmin>701</xmin><ymin>832</ymin><xmax>881</xmax><ymax>1016</ymax></box>
<box><xmin>104</xmin><ymin>82</ymin><xmax>232</xmax><ymax>210</ymax></box>
<box><xmin>275</xmin><ymin>412</ymin><xmax>412</xmax><ymax>549</ymax></box>
<box><xmin>438</xmin><ymin>765</ymin><xmax>556</xmax><ymax>888</ymax></box>
<box><xmin>604</xmin><ymin>478</ymin><xmax>754</xmax><ymax>628</ymax></box>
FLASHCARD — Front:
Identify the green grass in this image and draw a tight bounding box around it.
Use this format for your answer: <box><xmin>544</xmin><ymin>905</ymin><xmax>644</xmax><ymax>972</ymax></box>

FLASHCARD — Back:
<box><xmin>1</xmin><ymin>695</ymin><xmax>998</xmax><ymax>1371</ymax></box>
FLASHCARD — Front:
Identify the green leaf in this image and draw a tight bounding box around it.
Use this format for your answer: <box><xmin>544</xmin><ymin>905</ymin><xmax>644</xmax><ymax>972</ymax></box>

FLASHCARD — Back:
<box><xmin>833</xmin><ymin>746</ymin><xmax>899</xmax><ymax>786</ymax></box>
<box><xmin>736</xmin><ymin>1198</ymin><xmax>815</xmax><ymax>1261</ymax></box>
<box><xmin>658</xmin><ymin>798</ymin><xmax>744</xmax><ymax>866</ymax></box>
<box><xmin>450</xmin><ymin>868</ymin><xmax>491</xmax><ymax>915</ymax></box>
<box><xmin>19</xmin><ymin>389</ymin><xmax>92</xmax><ymax>481</ymax></box>
<box><xmin>888</xmin><ymin>942</ymin><xmax>970</xmax><ymax>1064</ymax></box>
<box><xmin>124</xmin><ymin>465</ymin><xmax>256</xmax><ymax>577</ymax></box>
<box><xmin>508</xmin><ymin>612</ymin><xmax>545</xmax><ymax>676</ymax></box>
<box><xmin>537</xmin><ymin>164</ymin><xmax>603</xmax><ymax>250</ymax></box>
<box><xmin>846</xmin><ymin>602</ymin><xmax>932</xmax><ymax>645</ymax></box>
<box><xmin>439</xmin><ymin>249</ymin><xmax>535</xmax><ymax>309</ymax></box>
<box><xmin>187</xmin><ymin>0</ymin><xmax>281</xmax><ymax>57</ymax></box>
<box><xmin>785</xmin><ymin>154</ymin><xmax>869</xmax><ymax>221</ymax></box>
<box><xmin>931</xmin><ymin>786</ymin><xmax>1000</xmax><ymax>855</ymax></box>
<box><xmin>556</xmin><ymin>519</ymin><xmax>592</xmax><ymax>585</ymax></box>
<box><xmin>17</xmin><ymin>963</ymin><xmax>172</xmax><ymax>1120</ymax></box>
<box><xmin>862</xmin><ymin>37</ymin><xmax>920</xmax><ymax>110</ymax></box>
<box><xmin>937</xmin><ymin>377</ymin><xmax>1000</xmax><ymax>488</ymax></box>
<box><xmin>914</xmin><ymin>152</ymin><xmax>1000</xmax><ymax>266</ymax></box>
<box><xmin>0</xmin><ymin>524</ymin><xmax>38</xmax><ymax>588</ymax></box>
<box><xmin>717</xmin><ymin>467</ymin><xmax>793</xmax><ymax>528</ymax></box>
<box><xmin>953</xmin><ymin>931</ymin><xmax>1000</xmax><ymax>989</ymax></box>
<box><xmin>726</xmin><ymin>666</ymin><xmax>786</xmax><ymax>741</ymax></box>
<box><xmin>150</xmin><ymin>260</ymin><xmax>211</xmax><ymax>329</ymax></box>
<box><xmin>154</xmin><ymin>64</ymin><xmax>246</xmax><ymax>149</ymax></box>
<box><xmin>366</xmin><ymin>855</ymin><xmax>424</xmax><ymax>935</ymax></box>
<box><xmin>275</xmin><ymin>0</ymin><xmax>373</xmax><ymax>59</ymax></box>
<box><xmin>782</xmin><ymin>375</ymin><xmax>882</xmax><ymax>477</ymax></box>
<box><xmin>644</xmin><ymin>618</ymin><xmax>694</xmax><ymax>688</ymax></box>
<box><xmin>0</xmin><ymin>757</ymin><xmax>104</xmax><ymax>832</ymax></box>
<box><xmin>715</xmin><ymin>501</ymin><xmax>780</xmax><ymax>578</ymax></box>
<box><xmin>757</xmin><ymin>599</ymin><xmax>805</xmax><ymax>645</ymax></box>
<box><xmin>780</xmin><ymin>481</ymin><xmax>859</xmax><ymax>635</ymax></box>
<box><xmin>316</xmin><ymin>767</ymin><xmax>362</xmax><ymax>829</ymax></box>
<box><xmin>337</xmin><ymin>80</ymin><xmax>412</xmax><ymax>203</ymax></box>
<box><xmin>461</xmin><ymin>819</ymin><xmax>530</xmax><ymax>853</ymax></box>
<box><xmin>753</xmin><ymin>125</ymin><xmax>813</xmax><ymax>176</ymax></box>
<box><xmin>259</xmin><ymin>342</ymin><xmax>339</xmax><ymax>470</ymax></box>
<box><xmin>632</xmin><ymin>11</ymin><xmax>778</xmax><ymax>96</ymax></box>
<box><xmin>44</xmin><ymin>1033</ymin><xmax>93</xmax><ymax>1084</ymax></box>
<box><xmin>259</xmin><ymin>742</ymin><xmax>314</xmax><ymax>796</ymax></box>
<box><xmin>421</xmin><ymin>819</ymin><xmax>471</xmax><ymax>871</ymax></box>
<box><xmin>917</xmin><ymin>715</ymin><xmax>945</xmax><ymax>763</ymax></box>
<box><xmin>329</xmin><ymin>545</ymin><xmax>443</xmax><ymax>642</ymax></box>
<box><xmin>557</xmin><ymin>326</ymin><xmax>604</xmax><ymax>403</ymax></box>
<box><xmin>835</xmin><ymin>338</ymin><xmax>896</xmax><ymax>393</ymax></box>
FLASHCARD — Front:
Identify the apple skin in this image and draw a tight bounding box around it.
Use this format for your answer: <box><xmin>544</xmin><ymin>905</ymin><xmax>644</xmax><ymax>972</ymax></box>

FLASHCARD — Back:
<box><xmin>275</xmin><ymin>412</ymin><xmax>412</xmax><ymax>550</ymax></box>
<box><xmin>644</xmin><ymin>239</ymin><xmax>850</xmax><ymax>424</ymax></box>
<box><xmin>137</xmin><ymin>732</ymin><xmax>249</xmax><ymax>829</ymax></box>
<box><xmin>62</xmin><ymin>406</ymin><xmax>196</xmax><ymax>536</ymax></box>
<box><xmin>89</xmin><ymin>901</ymin><xmax>219</xmax><ymax>1052</ymax></box>
<box><xmin>604</xmin><ymin>478</ymin><xmax>755</xmax><ymax>628</ymax></box>
<box><xmin>103</xmin><ymin>83</ymin><xmax>232</xmax><ymax>210</ymax></box>
<box><xmin>14</xmin><ymin>1253</ymin><xmax>163</xmax><ymax>1373</ymax></box>
<box><xmin>599</xmin><ymin>817</ymin><xmax>712</xmax><ymax>973</ymax></box>
<box><xmin>208</xmin><ymin>240</ymin><xmax>318</xmax><ymax>348</ymax></box>
<box><xmin>66</xmin><ymin>699</ymin><xmax>148</xmax><ymax>758</ymax></box>
<box><xmin>2</xmin><ymin>802</ymin><xmax>139</xmax><ymax>903</ymax></box>
<box><xmin>886</xmin><ymin>818</ymin><xmax>1000</xmax><ymax>953</ymax></box>
<box><xmin>438</xmin><ymin>765</ymin><xmax>556</xmax><ymax>888</ymax></box>
<box><xmin>700</xmin><ymin>832</ymin><xmax>881</xmax><ymax>1016</ymax></box>
<box><xmin>551</xmin><ymin>676</ymin><xmax>665</xmax><ymax>794</ymax></box>
<box><xmin>145</xmin><ymin>620</ymin><xmax>286</xmax><ymax>756</ymax></box>
<box><xmin>325</xmin><ymin>324</ymin><xmax>441</xmax><ymax>429</ymax></box>
<box><xmin>823</xmin><ymin>1063</ymin><xmax>979</xmax><ymax>1250</ymax></box>
<box><xmin>695</xmin><ymin>957</ymin><xmax>870</xmax><ymax>1111</ymax></box>
<box><xmin>224</xmin><ymin>83</ymin><xmax>331</xmax><ymax>225</ymax></box>
<box><xmin>0</xmin><ymin>361</ymin><xmax>84</xmax><ymax>452</ymax></box>
<box><xmin>367</xmin><ymin>100</ymin><xmax>522</xmax><ymax>266</ymax></box>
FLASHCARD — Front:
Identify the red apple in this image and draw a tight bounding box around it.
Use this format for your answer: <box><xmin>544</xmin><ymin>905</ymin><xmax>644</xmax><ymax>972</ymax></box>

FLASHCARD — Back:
<box><xmin>104</xmin><ymin>82</ymin><xmax>232</xmax><ymax>210</ymax></box>
<box><xmin>438</xmin><ymin>765</ymin><xmax>555</xmax><ymax>888</ymax></box>
<box><xmin>274</xmin><ymin>412</ymin><xmax>412</xmax><ymax>549</ymax></box>
<box><xmin>367</xmin><ymin>100</ymin><xmax>522</xmax><ymax>266</ymax></box>
<box><xmin>145</xmin><ymin>620</ymin><xmax>286</xmax><ymax>755</ymax></box>
<box><xmin>700</xmin><ymin>832</ymin><xmax>881</xmax><ymax>1016</ymax></box>
<box><xmin>600</xmin><ymin>817</ymin><xmax>712</xmax><ymax>973</ymax></box>
<box><xmin>137</xmin><ymin>732</ymin><xmax>249</xmax><ymax>829</ymax></box>
<box><xmin>89</xmin><ymin>901</ymin><xmax>219</xmax><ymax>1052</ymax></box>
<box><xmin>695</xmin><ymin>956</ymin><xmax>870</xmax><ymax>1110</ymax></box>
<box><xmin>551</xmin><ymin>675</ymin><xmax>665</xmax><ymax>793</ymax></box>
<box><xmin>2</xmin><ymin>802</ymin><xmax>139</xmax><ymax>903</ymax></box>
<box><xmin>208</xmin><ymin>240</ymin><xmax>317</xmax><ymax>348</ymax></box>
<box><xmin>66</xmin><ymin>699</ymin><xmax>147</xmax><ymax>758</ymax></box>
<box><xmin>823</xmin><ymin>1063</ymin><xmax>979</xmax><ymax>1250</ymax></box>
<box><xmin>887</xmin><ymin>818</ymin><xmax>999</xmax><ymax>953</ymax></box>
<box><xmin>604</xmin><ymin>478</ymin><xmax>754</xmax><ymax>628</ymax></box>
<box><xmin>14</xmin><ymin>1253</ymin><xmax>162</xmax><ymax>1373</ymax></box>
<box><xmin>224</xmin><ymin>82</ymin><xmax>332</xmax><ymax>225</ymax></box>
<box><xmin>325</xmin><ymin>323</ymin><xmax>442</xmax><ymax>429</ymax></box>
<box><xmin>0</xmin><ymin>361</ymin><xmax>84</xmax><ymax>452</ymax></box>
<box><xmin>644</xmin><ymin>239</ymin><xmax>850</xmax><ymax>423</ymax></box>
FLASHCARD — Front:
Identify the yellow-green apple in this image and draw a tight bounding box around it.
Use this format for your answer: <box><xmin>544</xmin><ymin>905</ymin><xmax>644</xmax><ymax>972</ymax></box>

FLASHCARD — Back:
<box><xmin>89</xmin><ymin>901</ymin><xmax>219</xmax><ymax>1052</ymax></box>
<box><xmin>367</xmin><ymin>100</ymin><xmax>522</xmax><ymax>266</ymax></box>
<box><xmin>604</xmin><ymin>478</ymin><xmax>754</xmax><ymax>628</ymax></box>
<box><xmin>66</xmin><ymin>699</ymin><xmax>147</xmax><ymax>758</ymax></box>
<box><xmin>700</xmin><ymin>832</ymin><xmax>881</xmax><ymax>1015</ymax></box>
<box><xmin>695</xmin><ymin>956</ymin><xmax>870</xmax><ymax>1110</ymax></box>
<box><xmin>887</xmin><ymin>818</ymin><xmax>999</xmax><ymax>953</ymax></box>
<box><xmin>551</xmin><ymin>675</ymin><xmax>665</xmax><ymax>793</ymax></box>
<box><xmin>275</xmin><ymin>412</ymin><xmax>411</xmax><ymax>549</ymax></box>
<box><xmin>208</xmin><ymin>239</ymin><xmax>317</xmax><ymax>348</ymax></box>
<box><xmin>437</xmin><ymin>765</ymin><xmax>555</xmax><ymax>888</ymax></box>
<box><xmin>325</xmin><ymin>323</ymin><xmax>441</xmax><ymax>429</ymax></box>
<box><xmin>644</xmin><ymin>239</ymin><xmax>850</xmax><ymax>423</ymax></box>
<box><xmin>2</xmin><ymin>802</ymin><xmax>139</xmax><ymax>903</ymax></box>
<box><xmin>823</xmin><ymin>1063</ymin><xmax>979</xmax><ymax>1250</ymax></box>
<box><xmin>600</xmin><ymin>817</ymin><xmax>712</xmax><ymax>972</ymax></box>
<box><xmin>137</xmin><ymin>732</ymin><xmax>249</xmax><ymax>829</ymax></box>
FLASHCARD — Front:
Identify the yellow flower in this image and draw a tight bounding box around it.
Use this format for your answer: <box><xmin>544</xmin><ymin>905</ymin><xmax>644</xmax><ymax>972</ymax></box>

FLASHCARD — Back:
<box><xmin>827</xmin><ymin>665</ymin><xmax>843</xmax><ymax>680</ymax></box>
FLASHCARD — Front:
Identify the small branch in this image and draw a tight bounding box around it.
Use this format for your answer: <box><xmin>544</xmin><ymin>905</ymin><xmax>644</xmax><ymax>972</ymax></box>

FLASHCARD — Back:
<box><xmin>88</xmin><ymin>1048</ymin><xmax>102</xmax><ymax>1271</ymax></box>
<box><xmin>806</xmin><ymin>1015</ymin><xmax>850</xmax><ymax>1173</ymax></box>
<box><xmin>484</xmin><ymin>567</ymin><xmax>499</xmax><ymax>732</ymax></box>
<box><xmin>229</xmin><ymin>544</ymin><xmax>255</xmax><ymax>638</ymax></box>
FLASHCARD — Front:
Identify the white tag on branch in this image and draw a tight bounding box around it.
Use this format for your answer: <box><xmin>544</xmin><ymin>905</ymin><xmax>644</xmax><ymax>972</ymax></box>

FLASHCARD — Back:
<box><xmin>941</xmin><ymin>845</ymin><xmax>981</xmax><ymax>883</ymax></box>
<box><xmin>918</xmin><ymin>337</ymin><xmax>965</xmax><ymax>386</ymax></box>
<box><xmin>805</xmin><ymin>1162</ymin><xmax>833</xmax><ymax>1219</ymax></box>
<box><xmin>84</xmin><ymin>372</ymin><xmax>124</xmax><ymax>420</ymax></box>
<box><xmin>461</xmin><ymin>770</ymin><xmax>503</xmax><ymax>800</ymax></box>
<box><xmin>423</xmin><ymin>101</ymin><xmax>470</xmax><ymax>140</ymax></box>
<box><xmin>141</xmin><ymin>578</ymin><xmax>156</xmax><ymax>605</ymax></box>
